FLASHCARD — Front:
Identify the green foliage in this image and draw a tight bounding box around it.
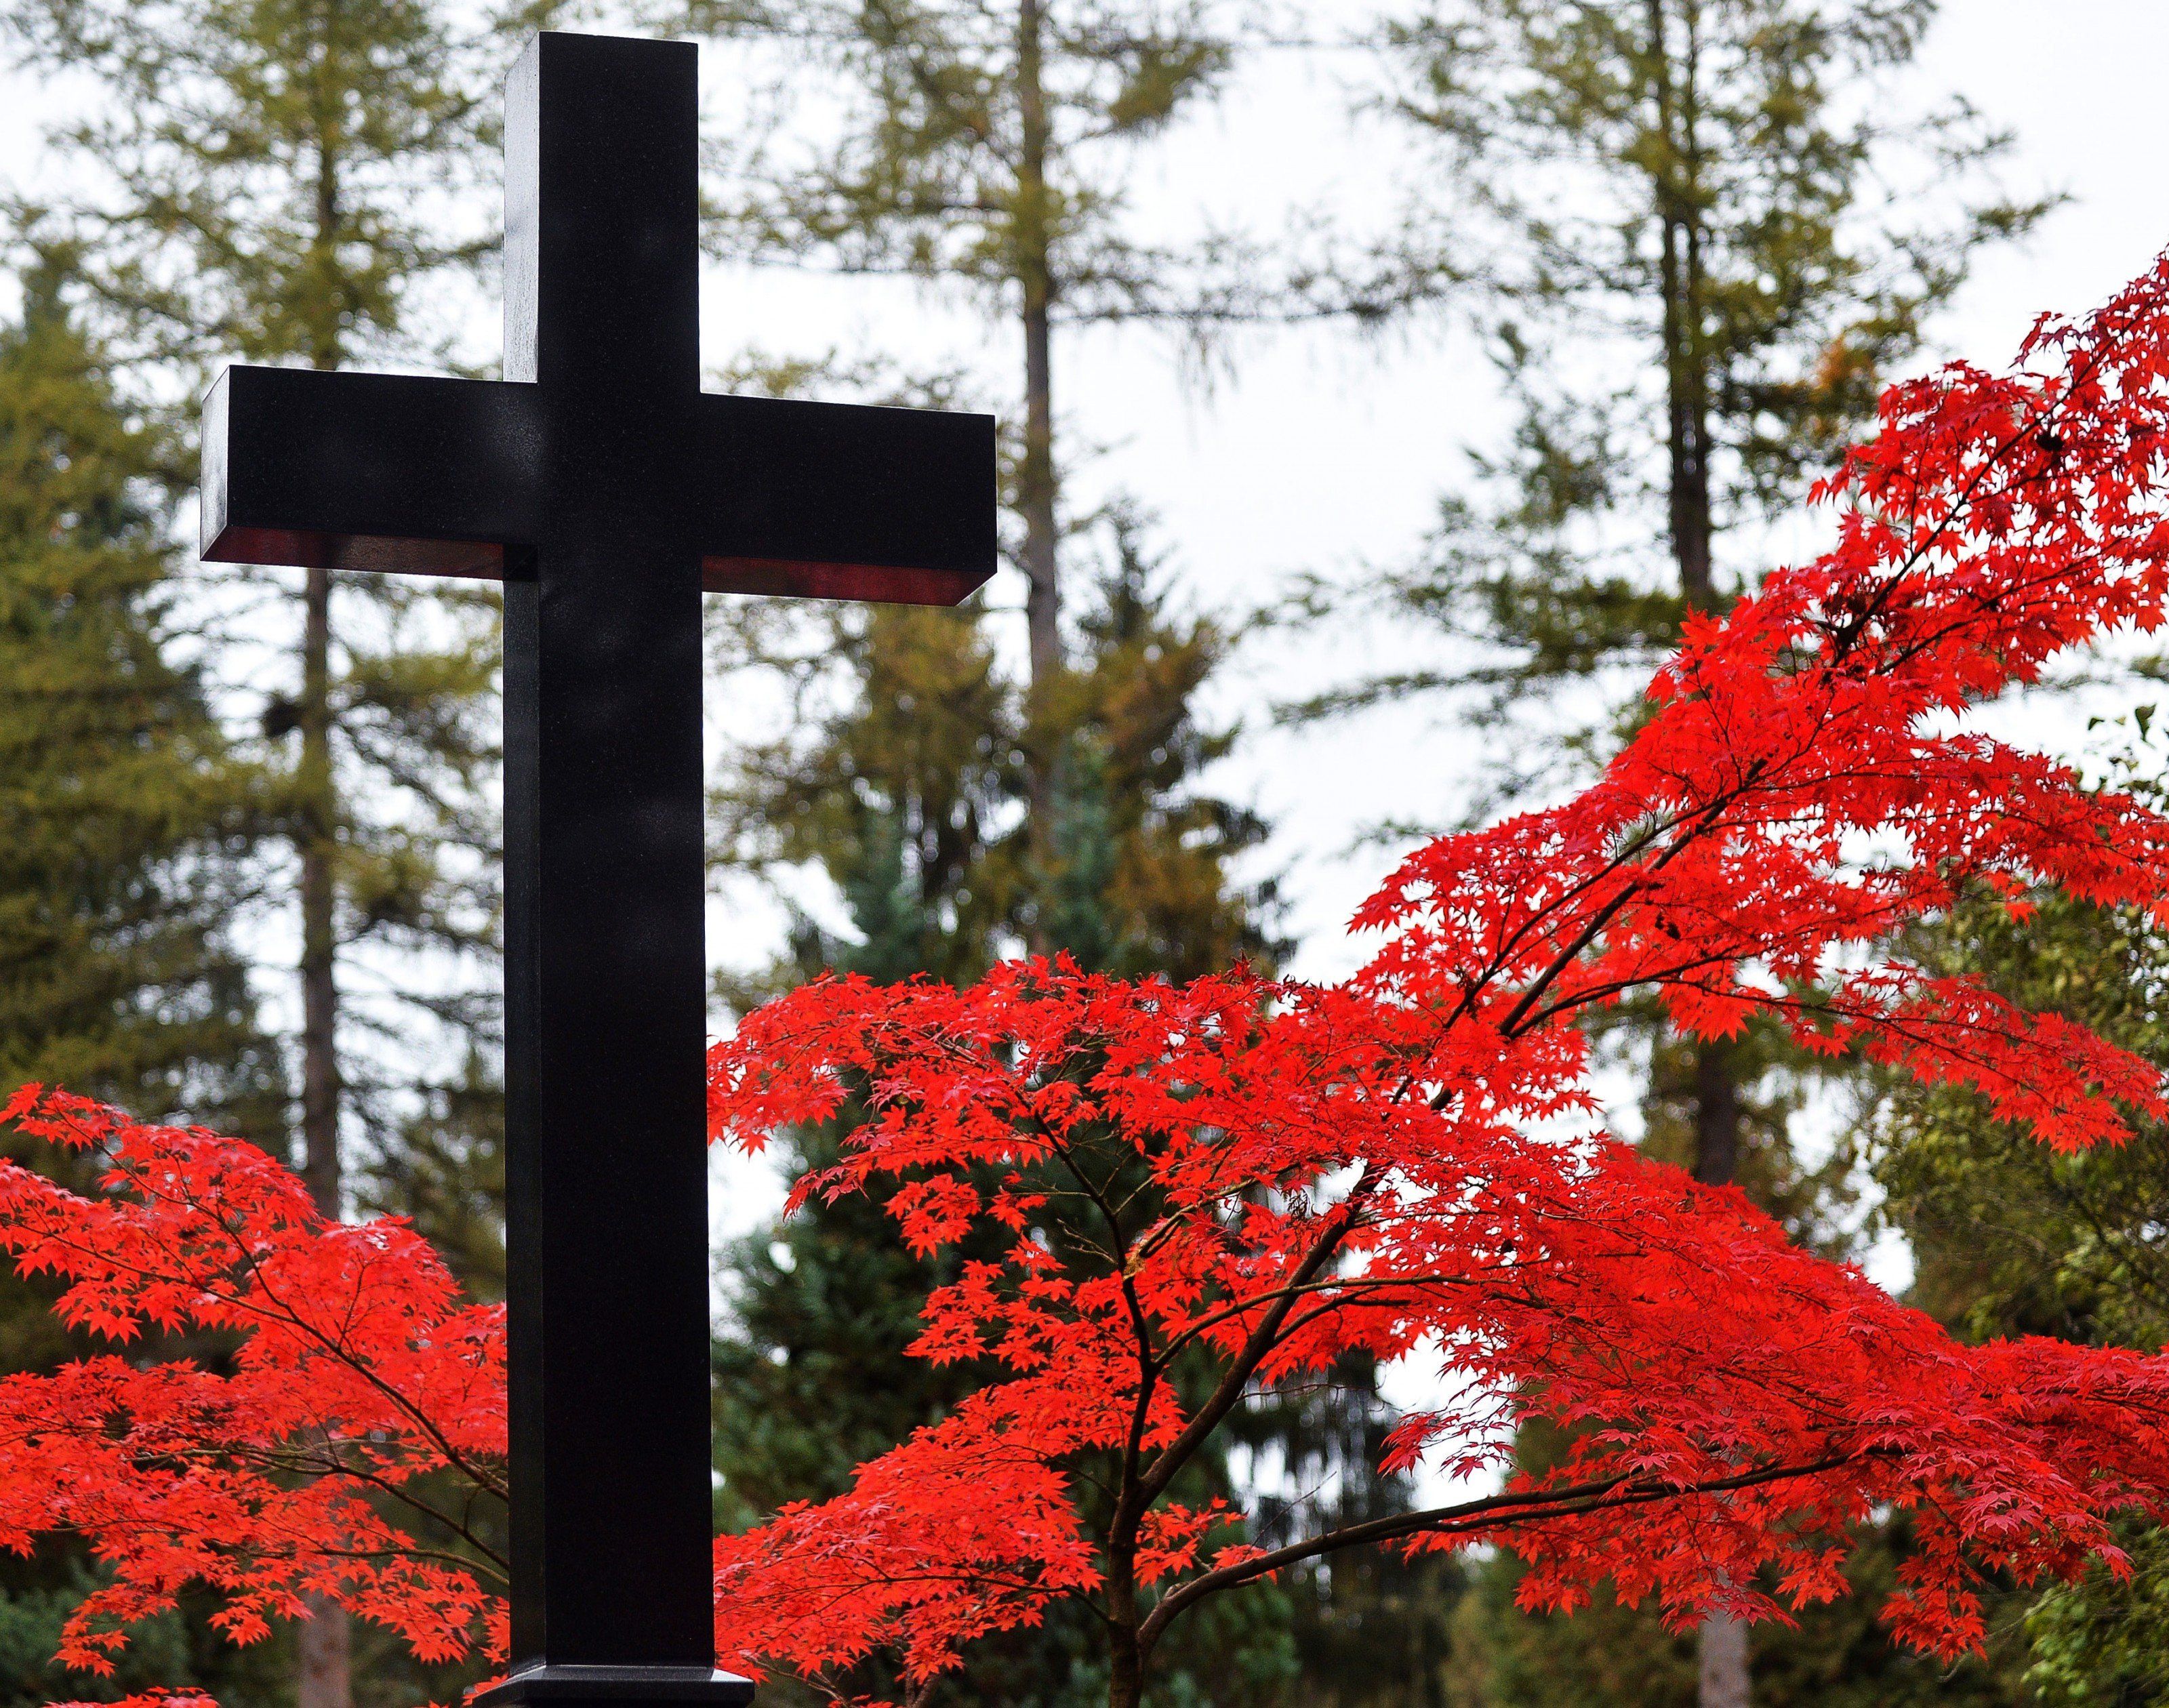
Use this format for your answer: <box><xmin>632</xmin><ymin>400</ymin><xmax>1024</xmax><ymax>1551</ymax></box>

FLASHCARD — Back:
<box><xmin>1319</xmin><ymin>0</ymin><xmax>2046</xmax><ymax>807</ymax></box>
<box><xmin>2024</xmin><ymin>1519</ymin><xmax>2169</xmax><ymax>1708</ymax></box>
<box><xmin>3</xmin><ymin>0</ymin><xmax>514</xmax><ymax>371</ymax></box>
<box><xmin>1236</xmin><ymin>1357</ymin><xmax>1464</xmax><ymax>1708</ymax></box>
<box><xmin>685</xmin><ymin>0</ymin><xmax>1242</xmax><ymax>326</ymax></box>
<box><xmin>1879</xmin><ymin>882</ymin><xmax>2169</xmax><ymax>1351</ymax></box>
<box><xmin>715</xmin><ymin>597</ymin><xmax>1017</xmax><ymax>1000</ymax></box>
<box><xmin>1026</xmin><ymin>510</ymin><xmax>1281</xmax><ymax>978</ymax></box>
<box><xmin>0</xmin><ymin>264</ymin><xmax>271</xmax><ymax>1127</ymax></box>
<box><xmin>0</xmin><ymin>5</ymin><xmax>542</xmax><ymax>1693</ymax></box>
<box><xmin>1873</xmin><ymin>742</ymin><xmax>2169</xmax><ymax>1701</ymax></box>
<box><xmin>0</xmin><ymin>1559</ymin><xmax>237</xmax><ymax>1708</ymax></box>
<box><xmin>0</xmin><ymin>262</ymin><xmax>306</xmax><ymax>1708</ymax></box>
<box><xmin>358</xmin><ymin>1051</ymin><xmax>507</xmax><ymax>1301</ymax></box>
<box><xmin>4</xmin><ymin>0</ymin><xmax>526</xmax><ymax>1213</ymax></box>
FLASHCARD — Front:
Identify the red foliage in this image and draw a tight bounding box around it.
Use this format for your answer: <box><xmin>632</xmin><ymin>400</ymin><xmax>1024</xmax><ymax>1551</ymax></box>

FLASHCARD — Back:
<box><xmin>3</xmin><ymin>259</ymin><xmax>2169</xmax><ymax>1708</ymax></box>
<box><xmin>703</xmin><ymin>258</ymin><xmax>2169</xmax><ymax>1701</ymax></box>
<box><xmin>0</xmin><ymin>1088</ymin><xmax>506</xmax><ymax>1694</ymax></box>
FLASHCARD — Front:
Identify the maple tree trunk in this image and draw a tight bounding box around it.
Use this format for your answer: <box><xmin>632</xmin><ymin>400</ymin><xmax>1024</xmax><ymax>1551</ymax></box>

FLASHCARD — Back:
<box><xmin>1106</xmin><ymin>1633</ymin><xmax>1144</xmax><ymax>1708</ymax></box>
<box><xmin>1103</xmin><ymin>1503</ymin><xmax>1144</xmax><ymax>1708</ymax></box>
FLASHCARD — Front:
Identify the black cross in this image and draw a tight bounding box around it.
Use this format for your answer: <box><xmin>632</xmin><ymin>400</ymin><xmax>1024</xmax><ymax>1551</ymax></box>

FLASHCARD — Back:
<box><xmin>201</xmin><ymin>32</ymin><xmax>994</xmax><ymax>1708</ymax></box>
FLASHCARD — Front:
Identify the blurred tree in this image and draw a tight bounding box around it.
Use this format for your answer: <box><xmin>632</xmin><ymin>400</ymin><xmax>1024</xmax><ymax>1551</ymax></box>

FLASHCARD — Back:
<box><xmin>1873</xmin><ymin>728</ymin><xmax>2169</xmax><ymax>1705</ymax></box>
<box><xmin>681</xmin><ymin>0</ymin><xmax>1264</xmax><ymax>825</ymax></box>
<box><xmin>1236</xmin><ymin>1354</ymin><xmax>1462</xmax><ymax>1708</ymax></box>
<box><xmin>0</xmin><ymin>257</ymin><xmax>272</xmax><ymax>1134</ymax></box>
<box><xmin>0</xmin><ymin>256</ymin><xmax>291</xmax><ymax>1708</ymax></box>
<box><xmin>1310</xmin><ymin>7</ymin><xmax>2048</xmax><ymax>1697</ymax></box>
<box><xmin>0</xmin><ymin>2</ymin><xmax>540</xmax><ymax>1699</ymax></box>
<box><xmin>359</xmin><ymin>1049</ymin><xmax>507</xmax><ymax>1301</ymax></box>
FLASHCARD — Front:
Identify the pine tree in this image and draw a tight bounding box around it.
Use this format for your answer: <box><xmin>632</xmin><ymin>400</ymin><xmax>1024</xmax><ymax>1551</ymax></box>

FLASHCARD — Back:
<box><xmin>0</xmin><ymin>256</ymin><xmax>289</xmax><ymax>1708</ymax></box>
<box><xmin>0</xmin><ymin>4</ymin><xmax>534</xmax><ymax>1700</ymax></box>
<box><xmin>1308</xmin><ymin>7</ymin><xmax>2046</xmax><ymax>1698</ymax></box>
<box><xmin>684</xmin><ymin>0</ymin><xmax>1258</xmax><ymax>788</ymax></box>
<box><xmin>0</xmin><ymin>256</ymin><xmax>272</xmax><ymax>1131</ymax></box>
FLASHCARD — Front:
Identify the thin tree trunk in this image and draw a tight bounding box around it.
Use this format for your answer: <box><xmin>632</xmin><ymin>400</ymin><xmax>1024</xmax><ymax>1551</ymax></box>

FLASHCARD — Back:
<box><xmin>1013</xmin><ymin>0</ymin><xmax>1063</xmax><ymax>937</ymax></box>
<box><xmin>1104</xmin><ymin>1510</ymin><xmax>1142</xmax><ymax>1708</ymax></box>
<box><xmin>1690</xmin><ymin>1038</ymin><xmax>1739</xmax><ymax>1187</ymax></box>
<box><xmin>296</xmin><ymin>561</ymin><xmax>352</xmax><ymax>1708</ymax></box>
<box><xmin>1699</xmin><ymin>1611</ymin><xmax>1750</xmax><ymax>1708</ymax></box>
<box><xmin>1650</xmin><ymin>5</ymin><xmax>1747</xmax><ymax>1703</ymax></box>
<box><xmin>298</xmin><ymin>1594</ymin><xmax>352</xmax><ymax>1708</ymax></box>
<box><xmin>298</xmin><ymin>68</ymin><xmax>355</xmax><ymax>1708</ymax></box>
<box><xmin>299</xmin><ymin>564</ymin><xmax>340</xmax><ymax>1219</ymax></box>
<box><xmin>1015</xmin><ymin>0</ymin><xmax>1059</xmax><ymax>697</ymax></box>
<box><xmin>1106</xmin><ymin>1620</ymin><xmax>1143</xmax><ymax>1708</ymax></box>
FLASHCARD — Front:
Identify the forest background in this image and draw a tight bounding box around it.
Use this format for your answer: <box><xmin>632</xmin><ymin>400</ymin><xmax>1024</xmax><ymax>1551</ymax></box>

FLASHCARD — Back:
<box><xmin>0</xmin><ymin>2</ymin><xmax>2166</xmax><ymax>1708</ymax></box>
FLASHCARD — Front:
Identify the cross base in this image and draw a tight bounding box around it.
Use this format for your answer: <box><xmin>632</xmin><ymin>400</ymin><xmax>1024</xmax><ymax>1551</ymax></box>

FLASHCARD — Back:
<box><xmin>474</xmin><ymin>1667</ymin><xmax>756</xmax><ymax>1707</ymax></box>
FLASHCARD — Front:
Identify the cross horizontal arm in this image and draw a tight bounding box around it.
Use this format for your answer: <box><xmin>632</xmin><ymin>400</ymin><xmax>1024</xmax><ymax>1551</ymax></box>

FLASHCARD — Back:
<box><xmin>202</xmin><ymin>365</ymin><xmax>540</xmax><ymax>578</ymax></box>
<box><xmin>203</xmin><ymin>365</ymin><xmax>1000</xmax><ymax>607</ymax></box>
<box><xmin>693</xmin><ymin>393</ymin><xmax>996</xmax><ymax>605</ymax></box>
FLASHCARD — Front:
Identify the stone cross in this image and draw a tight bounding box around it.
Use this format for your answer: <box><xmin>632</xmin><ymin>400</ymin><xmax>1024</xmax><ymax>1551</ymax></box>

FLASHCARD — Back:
<box><xmin>200</xmin><ymin>31</ymin><xmax>994</xmax><ymax>1707</ymax></box>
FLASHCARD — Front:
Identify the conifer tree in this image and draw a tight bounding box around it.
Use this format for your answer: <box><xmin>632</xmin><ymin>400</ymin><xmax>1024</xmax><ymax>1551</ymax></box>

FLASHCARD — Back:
<box><xmin>0</xmin><ymin>4</ymin><xmax>533</xmax><ymax>1700</ymax></box>
<box><xmin>1308</xmin><ymin>7</ymin><xmax>2046</xmax><ymax>1698</ymax></box>
<box><xmin>0</xmin><ymin>254</ymin><xmax>289</xmax><ymax>1708</ymax></box>
<box><xmin>1872</xmin><ymin>727</ymin><xmax>2169</xmax><ymax>1704</ymax></box>
<box><xmin>0</xmin><ymin>256</ymin><xmax>271</xmax><ymax>1131</ymax></box>
<box><xmin>682</xmin><ymin>0</ymin><xmax>1254</xmax><ymax>786</ymax></box>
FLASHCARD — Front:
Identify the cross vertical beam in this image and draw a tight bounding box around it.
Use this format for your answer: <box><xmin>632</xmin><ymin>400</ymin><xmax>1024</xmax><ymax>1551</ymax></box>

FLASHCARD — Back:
<box><xmin>195</xmin><ymin>30</ymin><xmax>997</xmax><ymax>1705</ymax></box>
<box><xmin>499</xmin><ymin>35</ymin><xmax>716</xmax><ymax>1690</ymax></box>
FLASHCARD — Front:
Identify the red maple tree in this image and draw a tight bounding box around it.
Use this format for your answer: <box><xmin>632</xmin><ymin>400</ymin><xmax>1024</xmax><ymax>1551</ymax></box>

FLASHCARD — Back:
<box><xmin>0</xmin><ymin>1086</ymin><xmax>506</xmax><ymax>1708</ymax></box>
<box><xmin>702</xmin><ymin>260</ymin><xmax>2169</xmax><ymax>1704</ymax></box>
<box><xmin>0</xmin><ymin>259</ymin><xmax>2168</xmax><ymax>1708</ymax></box>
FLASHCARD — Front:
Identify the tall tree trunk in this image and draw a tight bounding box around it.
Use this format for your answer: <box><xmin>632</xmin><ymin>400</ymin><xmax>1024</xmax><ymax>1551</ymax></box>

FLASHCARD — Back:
<box><xmin>299</xmin><ymin>563</ymin><xmax>340</xmax><ymax>1219</ymax></box>
<box><xmin>1015</xmin><ymin>0</ymin><xmax>1059</xmax><ymax>698</ymax></box>
<box><xmin>298</xmin><ymin>80</ymin><xmax>356</xmax><ymax>1708</ymax></box>
<box><xmin>1689</xmin><ymin>1038</ymin><xmax>1740</xmax><ymax>1187</ymax></box>
<box><xmin>1104</xmin><ymin>1522</ymin><xmax>1142</xmax><ymax>1708</ymax></box>
<box><xmin>1013</xmin><ymin>0</ymin><xmax>1063</xmax><ymax>934</ymax></box>
<box><xmin>296</xmin><ymin>561</ymin><xmax>352</xmax><ymax>1708</ymax></box>
<box><xmin>1650</xmin><ymin>4</ymin><xmax>1747</xmax><ymax>1703</ymax></box>
<box><xmin>298</xmin><ymin>1593</ymin><xmax>352</xmax><ymax>1708</ymax></box>
<box><xmin>1698</xmin><ymin>1612</ymin><xmax>1750</xmax><ymax>1708</ymax></box>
